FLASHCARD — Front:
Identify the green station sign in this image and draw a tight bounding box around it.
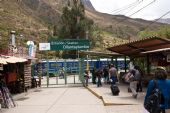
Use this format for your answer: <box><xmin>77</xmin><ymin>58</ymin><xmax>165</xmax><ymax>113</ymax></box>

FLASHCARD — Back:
<box><xmin>50</xmin><ymin>39</ymin><xmax>90</xmax><ymax>50</ymax></box>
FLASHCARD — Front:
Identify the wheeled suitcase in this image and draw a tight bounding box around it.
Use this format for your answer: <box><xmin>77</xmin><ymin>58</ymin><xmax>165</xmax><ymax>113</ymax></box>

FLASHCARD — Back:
<box><xmin>110</xmin><ymin>84</ymin><xmax>120</xmax><ymax>96</ymax></box>
<box><xmin>128</xmin><ymin>87</ymin><xmax>132</xmax><ymax>93</ymax></box>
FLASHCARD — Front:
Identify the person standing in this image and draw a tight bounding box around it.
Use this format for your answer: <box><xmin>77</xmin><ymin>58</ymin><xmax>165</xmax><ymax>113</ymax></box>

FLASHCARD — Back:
<box><xmin>134</xmin><ymin>66</ymin><xmax>143</xmax><ymax>92</ymax></box>
<box><xmin>91</xmin><ymin>67</ymin><xmax>96</xmax><ymax>84</ymax></box>
<box><xmin>127</xmin><ymin>65</ymin><xmax>142</xmax><ymax>98</ymax></box>
<box><xmin>144</xmin><ymin>67</ymin><xmax>170</xmax><ymax>113</ymax></box>
<box><xmin>96</xmin><ymin>68</ymin><xmax>102</xmax><ymax>87</ymax></box>
<box><xmin>84</xmin><ymin>70</ymin><xmax>89</xmax><ymax>87</ymax></box>
<box><xmin>103</xmin><ymin>66</ymin><xmax>109</xmax><ymax>84</ymax></box>
<box><xmin>128</xmin><ymin>69</ymin><xmax>138</xmax><ymax>98</ymax></box>
<box><xmin>109</xmin><ymin>64</ymin><xmax>118</xmax><ymax>85</ymax></box>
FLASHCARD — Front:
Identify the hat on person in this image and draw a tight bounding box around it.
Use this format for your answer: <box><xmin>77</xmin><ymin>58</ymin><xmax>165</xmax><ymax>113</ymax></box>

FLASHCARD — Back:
<box><xmin>110</xmin><ymin>64</ymin><xmax>114</xmax><ymax>67</ymax></box>
<box><xmin>156</xmin><ymin>66</ymin><xmax>166</xmax><ymax>71</ymax></box>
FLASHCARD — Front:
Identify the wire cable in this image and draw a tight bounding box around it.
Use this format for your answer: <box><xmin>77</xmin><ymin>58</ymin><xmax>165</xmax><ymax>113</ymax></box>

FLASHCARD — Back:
<box><xmin>111</xmin><ymin>3</ymin><xmax>137</xmax><ymax>13</ymax></box>
<box><xmin>115</xmin><ymin>0</ymin><xmax>156</xmax><ymax>25</ymax></box>
<box><xmin>113</xmin><ymin>1</ymin><xmax>140</xmax><ymax>14</ymax></box>
<box><xmin>142</xmin><ymin>10</ymin><xmax>170</xmax><ymax>30</ymax></box>
<box><xmin>111</xmin><ymin>0</ymin><xmax>140</xmax><ymax>14</ymax></box>
<box><xmin>128</xmin><ymin>0</ymin><xmax>156</xmax><ymax>17</ymax></box>
<box><xmin>123</xmin><ymin>0</ymin><xmax>143</xmax><ymax>15</ymax></box>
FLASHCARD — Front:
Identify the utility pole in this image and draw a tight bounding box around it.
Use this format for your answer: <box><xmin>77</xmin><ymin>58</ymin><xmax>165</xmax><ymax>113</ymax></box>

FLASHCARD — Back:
<box><xmin>11</xmin><ymin>31</ymin><xmax>16</xmax><ymax>46</ymax></box>
<box><xmin>86</xmin><ymin>31</ymin><xmax>89</xmax><ymax>71</ymax></box>
<box><xmin>10</xmin><ymin>31</ymin><xmax>16</xmax><ymax>56</ymax></box>
<box><xmin>77</xmin><ymin>16</ymin><xmax>80</xmax><ymax>59</ymax></box>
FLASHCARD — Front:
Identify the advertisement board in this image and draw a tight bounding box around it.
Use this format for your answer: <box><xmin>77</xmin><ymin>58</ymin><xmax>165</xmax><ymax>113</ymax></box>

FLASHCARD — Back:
<box><xmin>39</xmin><ymin>43</ymin><xmax>51</xmax><ymax>51</ymax></box>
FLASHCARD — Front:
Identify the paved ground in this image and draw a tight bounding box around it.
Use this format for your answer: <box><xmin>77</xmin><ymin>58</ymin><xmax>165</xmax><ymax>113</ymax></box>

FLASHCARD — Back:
<box><xmin>0</xmin><ymin>83</ymin><xmax>149</xmax><ymax>113</ymax></box>
<box><xmin>1</xmin><ymin>86</ymin><xmax>106</xmax><ymax>113</ymax></box>
<box><xmin>0</xmin><ymin>74</ymin><xmax>149</xmax><ymax>113</ymax></box>
<box><xmin>88</xmin><ymin>83</ymin><xmax>146</xmax><ymax>105</ymax></box>
<box><xmin>87</xmin><ymin>83</ymin><xmax>149</xmax><ymax>113</ymax></box>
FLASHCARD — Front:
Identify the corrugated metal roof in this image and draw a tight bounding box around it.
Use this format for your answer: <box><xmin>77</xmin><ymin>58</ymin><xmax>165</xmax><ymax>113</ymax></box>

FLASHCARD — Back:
<box><xmin>79</xmin><ymin>50</ymin><xmax>121</xmax><ymax>57</ymax></box>
<box><xmin>107</xmin><ymin>36</ymin><xmax>170</xmax><ymax>56</ymax></box>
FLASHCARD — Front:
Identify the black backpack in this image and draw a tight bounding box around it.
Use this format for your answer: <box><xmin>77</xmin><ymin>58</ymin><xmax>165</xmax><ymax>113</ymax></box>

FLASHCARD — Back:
<box><xmin>144</xmin><ymin>80</ymin><xmax>164</xmax><ymax>113</ymax></box>
<box><xmin>110</xmin><ymin>84</ymin><xmax>120</xmax><ymax>96</ymax></box>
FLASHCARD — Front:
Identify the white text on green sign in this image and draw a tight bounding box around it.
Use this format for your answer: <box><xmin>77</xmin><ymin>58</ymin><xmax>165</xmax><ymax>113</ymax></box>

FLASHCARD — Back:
<box><xmin>50</xmin><ymin>39</ymin><xmax>90</xmax><ymax>50</ymax></box>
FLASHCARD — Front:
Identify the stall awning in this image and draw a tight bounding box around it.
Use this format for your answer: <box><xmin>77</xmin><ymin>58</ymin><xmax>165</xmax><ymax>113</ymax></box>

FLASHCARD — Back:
<box><xmin>6</xmin><ymin>57</ymin><xmax>28</xmax><ymax>63</ymax></box>
<box><xmin>0</xmin><ymin>57</ymin><xmax>7</xmax><ymax>64</ymax></box>
<box><xmin>0</xmin><ymin>56</ymin><xmax>28</xmax><ymax>64</ymax></box>
<box><xmin>107</xmin><ymin>37</ymin><xmax>170</xmax><ymax>56</ymax></box>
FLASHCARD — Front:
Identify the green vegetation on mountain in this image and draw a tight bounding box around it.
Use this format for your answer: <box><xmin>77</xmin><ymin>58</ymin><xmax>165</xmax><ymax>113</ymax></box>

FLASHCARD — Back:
<box><xmin>138</xmin><ymin>25</ymin><xmax>170</xmax><ymax>39</ymax></box>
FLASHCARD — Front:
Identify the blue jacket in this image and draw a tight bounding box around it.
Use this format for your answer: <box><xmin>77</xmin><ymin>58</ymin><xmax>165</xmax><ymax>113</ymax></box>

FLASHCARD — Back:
<box><xmin>145</xmin><ymin>79</ymin><xmax>170</xmax><ymax>109</ymax></box>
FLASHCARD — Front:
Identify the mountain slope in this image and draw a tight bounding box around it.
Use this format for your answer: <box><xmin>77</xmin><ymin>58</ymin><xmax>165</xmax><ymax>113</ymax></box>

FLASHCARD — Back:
<box><xmin>81</xmin><ymin>0</ymin><xmax>95</xmax><ymax>11</ymax></box>
<box><xmin>0</xmin><ymin>0</ymin><xmax>50</xmax><ymax>43</ymax></box>
<box><xmin>0</xmin><ymin>0</ymin><xmax>69</xmax><ymax>43</ymax></box>
<box><xmin>20</xmin><ymin>0</ymin><xmax>66</xmax><ymax>25</ymax></box>
<box><xmin>84</xmin><ymin>4</ymin><xmax>163</xmax><ymax>39</ymax></box>
<box><xmin>0</xmin><ymin>0</ymin><xmax>165</xmax><ymax>47</ymax></box>
<box><xmin>156</xmin><ymin>18</ymin><xmax>170</xmax><ymax>24</ymax></box>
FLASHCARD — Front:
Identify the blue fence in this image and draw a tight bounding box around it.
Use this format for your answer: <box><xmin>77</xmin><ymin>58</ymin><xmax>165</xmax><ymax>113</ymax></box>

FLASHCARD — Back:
<box><xmin>34</xmin><ymin>59</ymin><xmax>129</xmax><ymax>76</ymax></box>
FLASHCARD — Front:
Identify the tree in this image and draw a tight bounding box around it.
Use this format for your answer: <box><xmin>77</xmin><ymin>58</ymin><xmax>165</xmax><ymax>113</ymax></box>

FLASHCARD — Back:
<box><xmin>57</xmin><ymin>0</ymin><xmax>93</xmax><ymax>39</ymax></box>
<box><xmin>54</xmin><ymin>0</ymin><xmax>94</xmax><ymax>59</ymax></box>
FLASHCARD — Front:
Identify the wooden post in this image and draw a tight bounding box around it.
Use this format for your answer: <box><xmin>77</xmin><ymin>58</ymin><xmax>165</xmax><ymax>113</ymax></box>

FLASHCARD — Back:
<box><xmin>147</xmin><ymin>54</ymin><xmax>150</xmax><ymax>74</ymax></box>
<box><xmin>124</xmin><ymin>56</ymin><xmax>127</xmax><ymax>73</ymax></box>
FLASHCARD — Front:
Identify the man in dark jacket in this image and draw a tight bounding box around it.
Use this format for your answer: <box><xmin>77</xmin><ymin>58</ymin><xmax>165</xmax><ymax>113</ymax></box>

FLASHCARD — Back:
<box><xmin>96</xmin><ymin>68</ymin><xmax>103</xmax><ymax>87</ymax></box>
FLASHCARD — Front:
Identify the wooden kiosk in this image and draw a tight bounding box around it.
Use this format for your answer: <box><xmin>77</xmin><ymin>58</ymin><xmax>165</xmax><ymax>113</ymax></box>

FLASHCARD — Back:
<box><xmin>107</xmin><ymin>36</ymin><xmax>170</xmax><ymax>84</ymax></box>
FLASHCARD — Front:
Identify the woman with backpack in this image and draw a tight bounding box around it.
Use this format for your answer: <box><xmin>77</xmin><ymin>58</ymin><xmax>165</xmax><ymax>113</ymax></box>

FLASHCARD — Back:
<box><xmin>144</xmin><ymin>67</ymin><xmax>170</xmax><ymax>113</ymax></box>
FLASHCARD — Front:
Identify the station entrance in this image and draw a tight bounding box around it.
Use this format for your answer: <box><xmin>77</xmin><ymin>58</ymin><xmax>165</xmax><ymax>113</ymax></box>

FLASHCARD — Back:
<box><xmin>35</xmin><ymin>39</ymin><xmax>126</xmax><ymax>87</ymax></box>
<box><xmin>35</xmin><ymin>58</ymin><xmax>85</xmax><ymax>87</ymax></box>
<box><xmin>34</xmin><ymin>52</ymin><xmax>127</xmax><ymax>87</ymax></box>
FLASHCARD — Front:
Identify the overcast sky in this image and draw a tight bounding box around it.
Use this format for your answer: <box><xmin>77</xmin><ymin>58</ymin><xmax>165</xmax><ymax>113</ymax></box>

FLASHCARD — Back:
<box><xmin>89</xmin><ymin>0</ymin><xmax>170</xmax><ymax>20</ymax></box>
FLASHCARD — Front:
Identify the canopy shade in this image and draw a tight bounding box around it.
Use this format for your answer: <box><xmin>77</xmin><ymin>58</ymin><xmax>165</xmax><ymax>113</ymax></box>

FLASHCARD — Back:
<box><xmin>6</xmin><ymin>57</ymin><xmax>27</xmax><ymax>63</ymax></box>
<box><xmin>107</xmin><ymin>37</ymin><xmax>170</xmax><ymax>56</ymax></box>
<box><xmin>0</xmin><ymin>57</ymin><xmax>7</xmax><ymax>64</ymax></box>
<box><xmin>0</xmin><ymin>56</ymin><xmax>28</xmax><ymax>64</ymax></box>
